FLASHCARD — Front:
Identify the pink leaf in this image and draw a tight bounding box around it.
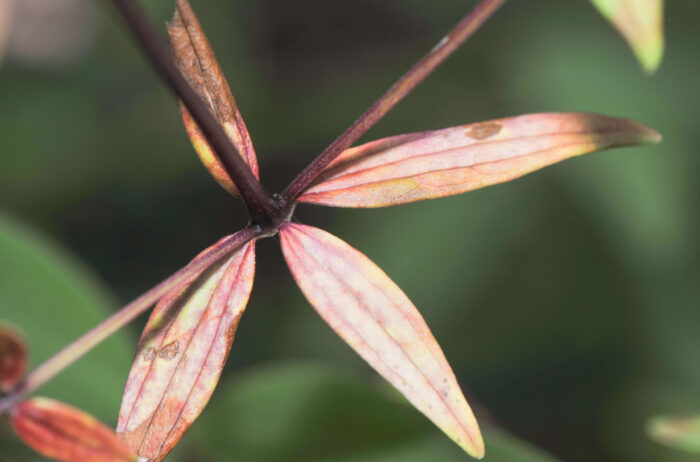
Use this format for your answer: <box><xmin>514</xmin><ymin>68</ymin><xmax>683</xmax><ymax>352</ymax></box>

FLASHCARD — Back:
<box><xmin>279</xmin><ymin>223</ymin><xmax>484</xmax><ymax>458</ymax></box>
<box><xmin>117</xmin><ymin>236</ymin><xmax>255</xmax><ymax>461</ymax></box>
<box><xmin>12</xmin><ymin>397</ymin><xmax>135</xmax><ymax>462</ymax></box>
<box><xmin>167</xmin><ymin>0</ymin><xmax>258</xmax><ymax>196</ymax></box>
<box><xmin>299</xmin><ymin>112</ymin><xmax>660</xmax><ymax>208</ymax></box>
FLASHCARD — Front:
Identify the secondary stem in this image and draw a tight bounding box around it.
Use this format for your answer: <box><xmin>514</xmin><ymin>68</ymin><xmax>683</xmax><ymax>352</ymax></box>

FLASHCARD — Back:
<box><xmin>0</xmin><ymin>228</ymin><xmax>259</xmax><ymax>415</ymax></box>
<box><xmin>281</xmin><ymin>0</ymin><xmax>507</xmax><ymax>203</ymax></box>
<box><xmin>110</xmin><ymin>0</ymin><xmax>279</xmax><ymax>226</ymax></box>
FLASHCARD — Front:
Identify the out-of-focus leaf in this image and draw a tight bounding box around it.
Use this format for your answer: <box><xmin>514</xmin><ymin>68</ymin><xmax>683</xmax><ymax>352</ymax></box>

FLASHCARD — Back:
<box><xmin>4</xmin><ymin>0</ymin><xmax>97</xmax><ymax>69</ymax></box>
<box><xmin>193</xmin><ymin>362</ymin><xmax>430</xmax><ymax>461</ymax></box>
<box><xmin>117</xmin><ymin>236</ymin><xmax>255</xmax><ymax>462</ymax></box>
<box><xmin>279</xmin><ymin>223</ymin><xmax>483</xmax><ymax>458</ymax></box>
<box><xmin>0</xmin><ymin>322</ymin><xmax>28</xmax><ymax>392</ymax></box>
<box><xmin>335</xmin><ymin>430</ymin><xmax>561</xmax><ymax>462</ymax></box>
<box><xmin>192</xmin><ymin>362</ymin><xmax>559</xmax><ymax>462</ymax></box>
<box><xmin>167</xmin><ymin>0</ymin><xmax>258</xmax><ymax>196</ymax></box>
<box><xmin>647</xmin><ymin>414</ymin><xmax>700</xmax><ymax>454</ymax></box>
<box><xmin>0</xmin><ymin>214</ymin><xmax>131</xmax><ymax>420</ymax></box>
<box><xmin>591</xmin><ymin>0</ymin><xmax>664</xmax><ymax>73</ymax></box>
<box><xmin>0</xmin><ymin>0</ymin><xmax>12</xmax><ymax>64</ymax></box>
<box><xmin>12</xmin><ymin>397</ymin><xmax>135</xmax><ymax>462</ymax></box>
<box><xmin>298</xmin><ymin>113</ymin><xmax>660</xmax><ymax>208</ymax></box>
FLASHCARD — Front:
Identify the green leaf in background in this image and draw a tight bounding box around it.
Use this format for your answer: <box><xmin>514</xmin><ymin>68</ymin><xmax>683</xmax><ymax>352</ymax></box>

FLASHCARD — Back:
<box><xmin>591</xmin><ymin>0</ymin><xmax>664</xmax><ymax>73</ymax></box>
<box><xmin>505</xmin><ymin>1</ymin><xmax>693</xmax><ymax>270</ymax></box>
<box><xmin>0</xmin><ymin>213</ymin><xmax>132</xmax><ymax>419</ymax></box>
<box><xmin>648</xmin><ymin>415</ymin><xmax>700</xmax><ymax>454</ymax></box>
<box><xmin>189</xmin><ymin>362</ymin><xmax>559</xmax><ymax>462</ymax></box>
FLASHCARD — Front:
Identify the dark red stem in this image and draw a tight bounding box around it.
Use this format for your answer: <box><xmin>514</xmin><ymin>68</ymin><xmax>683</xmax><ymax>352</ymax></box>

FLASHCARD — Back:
<box><xmin>109</xmin><ymin>0</ymin><xmax>280</xmax><ymax>227</ymax></box>
<box><xmin>0</xmin><ymin>227</ymin><xmax>260</xmax><ymax>415</ymax></box>
<box><xmin>280</xmin><ymin>0</ymin><xmax>507</xmax><ymax>204</ymax></box>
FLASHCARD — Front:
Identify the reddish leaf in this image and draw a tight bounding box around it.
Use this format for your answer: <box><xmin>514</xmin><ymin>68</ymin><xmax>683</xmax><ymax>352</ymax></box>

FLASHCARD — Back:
<box><xmin>12</xmin><ymin>397</ymin><xmax>135</xmax><ymax>462</ymax></box>
<box><xmin>279</xmin><ymin>223</ymin><xmax>484</xmax><ymax>458</ymax></box>
<box><xmin>298</xmin><ymin>112</ymin><xmax>660</xmax><ymax>208</ymax></box>
<box><xmin>167</xmin><ymin>0</ymin><xmax>258</xmax><ymax>196</ymax></box>
<box><xmin>117</xmin><ymin>237</ymin><xmax>255</xmax><ymax>461</ymax></box>
<box><xmin>0</xmin><ymin>322</ymin><xmax>28</xmax><ymax>392</ymax></box>
<box><xmin>591</xmin><ymin>0</ymin><xmax>664</xmax><ymax>73</ymax></box>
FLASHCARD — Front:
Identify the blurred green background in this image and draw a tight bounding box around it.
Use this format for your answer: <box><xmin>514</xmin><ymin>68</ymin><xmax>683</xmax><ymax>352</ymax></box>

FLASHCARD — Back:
<box><xmin>1</xmin><ymin>0</ymin><xmax>698</xmax><ymax>461</ymax></box>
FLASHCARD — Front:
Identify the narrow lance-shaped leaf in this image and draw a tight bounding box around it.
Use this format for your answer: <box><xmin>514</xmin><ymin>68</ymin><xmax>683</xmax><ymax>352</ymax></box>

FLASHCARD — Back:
<box><xmin>117</xmin><ymin>235</ymin><xmax>256</xmax><ymax>462</ymax></box>
<box><xmin>591</xmin><ymin>0</ymin><xmax>664</xmax><ymax>73</ymax></box>
<box><xmin>280</xmin><ymin>223</ymin><xmax>484</xmax><ymax>458</ymax></box>
<box><xmin>12</xmin><ymin>397</ymin><xmax>135</xmax><ymax>462</ymax></box>
<box><xmin>167</xmin><ymin>0</ymin><xmax>258</xmax><ymax>196</ymax></box>
<box><xmin>0</xmin><ymin>322</ymin><xmax>28</xmax><ymax>392</ymax></box>
<box><xmin>299</xmin><ymin>112</ymin><xmax>660</xmax><ymax>208</ymax></box>
<box><xmin>647</xmin><ymin>414</ymin><xmax>700</xmax><ymax>454</ymax></box>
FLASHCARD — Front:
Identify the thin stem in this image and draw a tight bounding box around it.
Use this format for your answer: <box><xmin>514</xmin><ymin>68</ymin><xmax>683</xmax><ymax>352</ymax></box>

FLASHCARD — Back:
<box><xmin>0</xmin><ymin>228</ymin><xmax>259</xmax><ymax>415</ymax></box>
<box><xmin>110</xmin><ymin>0</ymin><xmax>279</xmax><ymax>226</ymax></box>
<box><xmin>281</xmin><ymin>0</ymin><xmax>507</xmax><ymax>203</ymax></box>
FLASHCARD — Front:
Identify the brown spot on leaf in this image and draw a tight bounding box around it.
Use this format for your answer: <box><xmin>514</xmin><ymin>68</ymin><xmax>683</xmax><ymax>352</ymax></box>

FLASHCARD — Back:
<box><xmin>142</xmin><ymin>347</ymin><xmax>157</xmax><ymax>362</ymax></box>
<box><xmin>467</xmin><ymin>123</ymin><xmax>501</xmax><ymax>140</ymax></box>
<box><xmin>158</xmin><ymin>341</ymin><xmax>180</xmax><ymax>361</ymax></box>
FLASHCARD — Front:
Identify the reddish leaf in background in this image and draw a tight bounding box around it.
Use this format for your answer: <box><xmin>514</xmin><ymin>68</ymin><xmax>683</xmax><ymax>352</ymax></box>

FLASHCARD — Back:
<box><xmin>280</xmin><ymin>223</ymin><xmax>484</xmax><ymax>458</ymax></box>
<box><xmin>117</xmin><ymin>236</ymin><xmax>255</xmax><ymax>461</ymax></box>
<box><xmin>167</xmin><ymin>0</ymin><xmax>258</xmax><ymax>197</ymax></box>
<box><xmin>299</xmin><ymin>112</ymin><xmax>661</xmax><ymax>207</ymax></box>
<box><xmin>12</xmin><ymin>397</ymin><xmax>135</xmax><ymax>462</ymax></box>
<box><xmin>0</xmin><ymin>322</ymin><xmax>28</xmax><ymax>392</ymax></box>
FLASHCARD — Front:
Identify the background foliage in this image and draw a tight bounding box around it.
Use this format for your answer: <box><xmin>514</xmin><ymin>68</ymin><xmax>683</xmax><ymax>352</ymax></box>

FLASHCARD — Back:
<box><xmin>0</xmin><ymin>1</ymin><xmax>698</xmax><ymax>461</ymax></box>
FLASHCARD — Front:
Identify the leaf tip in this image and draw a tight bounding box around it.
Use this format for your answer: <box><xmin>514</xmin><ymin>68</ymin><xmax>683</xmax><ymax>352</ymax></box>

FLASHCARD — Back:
<box><xmin>596</xmin><ymin>115</ymin><xmax>662</xmax><ymax>148</ymax></box>
<box><xmin>635</xmin><ymin>121</ymin><xmax>662</xmax><ymax>145</ymax></box>
<box><xmin>591</xmin><ymin>0</ymin><xmax>664</xmax><ymax>74</ymax></box>
<box><xmin>447</xmin><ymin>414</ymin><xmax>484</xmax><ymax>458</ymax></box>
<box><xmin>637</xmin><ymin>39</ymin><xmax>664</xmax><ymax>75</ymax></box>
<box><xmin>465</xmin><ymin>432</ymin><xmax>486</xmax><ymax>459</ymax></box>
<box><xmin>628</xmin><ymin>18</ymin><xmax>663</xmax><ymax>75</ymax></box>
<box><xmin>647</xmin><ymin>128</ymin><xmax>662</xmax><ymax>144</ymax></box>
